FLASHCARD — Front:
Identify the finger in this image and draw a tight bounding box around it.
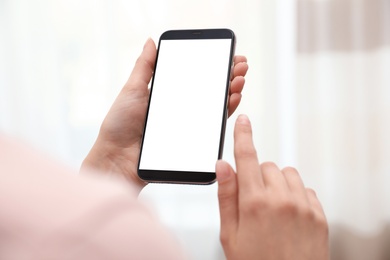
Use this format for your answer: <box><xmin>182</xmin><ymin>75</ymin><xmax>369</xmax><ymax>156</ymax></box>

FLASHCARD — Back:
<box><xmin>282</xmin><ymin>167</ymin><xmax>310</xmax><ymax>204</ymax></box>
<box><xmin>227</xmin><ymin>76</ymin><xmax>245</xmax><ymax>117</ymax></box>
<box><xmin>127</xmin><ymin>38</ymin><xmax>157</xmax><ymax>90</ymax></box>
<box><xmin>230</xmin><ymin>76</ymin><xmax>245</xmax><ymax>95</ymax></box>
<box><xmin>234</xmin><ymin>114</ymin><xmax>264</xmax><ymax>194</ymax></box>
<box><xmin>227</xmin><ymin>93</ymin><xmax>242</xmax><ymax>117</ymax></box>
<box><xmin>306</xmin><ymin>188</ymin><xmax>326</xmax><ymax>218</ymax></box>
<box><xmin>216</xmin><ymin>160</ymin><xmax>238</xmax><ymax>243</ymax></box>
<box><xmin>260</xmin><ymin>162</ymin><xmax>289</xmax><ymax>191</ymax></box>
<box><xmin>234</xmin><ymin>55</ymin><xmax>247</xmax><ymax>64</ymax></box>
<box><xmin>233</xmin><ymin>62</ymin><xmax>249</xmax><ymax>78</ymax></box>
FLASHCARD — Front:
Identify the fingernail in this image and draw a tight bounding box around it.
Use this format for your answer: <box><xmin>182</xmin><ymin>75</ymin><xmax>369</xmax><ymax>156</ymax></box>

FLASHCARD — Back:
<box><xmin>237</xmin><ymin>114</ymin><xmax>250</xmax><ymax>125</ymax></box>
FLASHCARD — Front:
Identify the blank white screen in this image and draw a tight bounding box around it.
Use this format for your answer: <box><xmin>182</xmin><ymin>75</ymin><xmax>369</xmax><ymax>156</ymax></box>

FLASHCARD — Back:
<box><xmin>139</xmin><ymin>39</ymin><xmax>232</xmax><ymax>172</ymax></box>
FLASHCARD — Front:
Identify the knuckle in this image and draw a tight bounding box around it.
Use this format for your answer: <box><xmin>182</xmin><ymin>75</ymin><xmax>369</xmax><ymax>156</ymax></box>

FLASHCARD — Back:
<box><xmin>237</xmin><ymin>121</ymin><xmax>252</xmax><ymax>133</ymax></box>
<box><xmin>136</xmin><ymin>55</ymin><xmax>153</xmax><ymax>68</ymax></box>
<box><xmin>260</xmin><ymin>161</ymin><xmax>279</xmax><ymax>171</ymax></box>
<box><xmin>234</xmin><ymin>144</ymin><xmax>257</xmax><ymax>160</ymax></box>
<box><xmin>300</xmin><ymin>207</ymin><xmax>316</xmax><ymax>221</ymax></box>
<box><xmin>315</xmin><ymin>214</ymin><xmax>329</xmax><ymax>234</ymax></box>
<box><xmin>219</xmin><ymin>231</ymin><xmax>230</xmax><ymax>247</ymax></box>
<box><xmin>218</xmin><ymin>188</ymin><xmax>234</xmax><ymax>203</ymax></box>
<box><xmin>277</xmin><ymin>198</ymin><xmax>298</xmax><ymax>216</ymax></box>
<box><xmin>282</xmin><ymin>166</ymin><xmax>299</xmax><ymax>175</ymax></box>
<box><xmin>278</xmin><ymin>197</ymin><xmax>314</xmax><ymax>219</ymax></box>
<box><xmin>306</xmin><ymin>188</ymin><xmax>317</xmax><ymax>197</ymax></box>
<box><xmin>127</xmin><ymin>78</ymin><xmax>145</xmax><ymax>89</ymax></box>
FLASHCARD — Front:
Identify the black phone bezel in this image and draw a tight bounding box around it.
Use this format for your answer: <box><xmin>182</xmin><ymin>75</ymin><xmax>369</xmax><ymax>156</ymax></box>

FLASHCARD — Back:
<box><xmin>137</xmin><ymin>28</ymin><xmax>236</xmax><ymax>185</ymax></box>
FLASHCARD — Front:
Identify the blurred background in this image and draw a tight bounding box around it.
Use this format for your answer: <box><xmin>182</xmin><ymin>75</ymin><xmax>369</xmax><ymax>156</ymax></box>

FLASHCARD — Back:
<box><xmin>1</xmin><ymin>0</ymin><xmax>390</xmax><ymax>259</ymax></box>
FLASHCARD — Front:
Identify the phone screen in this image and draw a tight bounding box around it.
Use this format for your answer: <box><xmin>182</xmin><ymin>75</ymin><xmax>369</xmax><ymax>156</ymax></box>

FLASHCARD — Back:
<box><xmin>138</xmin><ymin>30</ymin><xmax>234</xmax><ymax>183</ymax></box>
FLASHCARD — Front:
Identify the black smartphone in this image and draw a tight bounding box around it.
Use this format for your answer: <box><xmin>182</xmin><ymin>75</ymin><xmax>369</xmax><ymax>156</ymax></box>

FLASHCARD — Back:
<box><xmin>137</xmin><ymin>28</ymin><xmax>236</xmax><ymax>184</ymax></box>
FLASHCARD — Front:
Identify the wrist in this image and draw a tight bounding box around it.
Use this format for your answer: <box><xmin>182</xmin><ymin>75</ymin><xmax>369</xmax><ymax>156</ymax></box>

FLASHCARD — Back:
<box><xmin>81</xmin><ymin>137</ymin><xmax>147</xmax><ymax>195</ymax></box>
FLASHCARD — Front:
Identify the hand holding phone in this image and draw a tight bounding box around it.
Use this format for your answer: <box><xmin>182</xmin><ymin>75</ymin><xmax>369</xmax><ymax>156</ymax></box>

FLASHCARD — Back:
<box><xmin>138</xmin><ymin>29</ymin><xmax>236</xmax><ymax>184</ymax></box>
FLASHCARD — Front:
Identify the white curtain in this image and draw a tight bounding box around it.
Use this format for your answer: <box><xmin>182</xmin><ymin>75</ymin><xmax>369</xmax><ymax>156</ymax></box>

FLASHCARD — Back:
<box><xmin>297</xmin><ymin>1</ymin><xmax>390</xmax><ymax>259</ymax></box>
<box><xmin>1</xmin><ymin>0</ymin><xmax>390</xmax><ymax>259</ymax></box>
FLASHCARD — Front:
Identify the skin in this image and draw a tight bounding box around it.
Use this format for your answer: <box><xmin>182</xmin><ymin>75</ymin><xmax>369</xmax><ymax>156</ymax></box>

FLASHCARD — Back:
<box><xmin>82</xmin><ymin>38</ymin><xmax>329</xmax><ymax>259</ymax></box>
<box><xmin>81</xmin><ymin>38</ymin><xmax>249</xmax><ymax>194</ymax></box>
<box><xmin>216</xmin><ymin>115</ymin><xmax>329</xmax><ymax>260</ymax></box>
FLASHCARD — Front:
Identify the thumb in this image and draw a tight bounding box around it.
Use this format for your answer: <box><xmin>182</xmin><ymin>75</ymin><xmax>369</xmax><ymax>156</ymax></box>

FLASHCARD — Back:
<box><xmin>216</xmin><ymin>160</ymin><xmax>238</xmax><ymax>246</ymax></box>
<box><xmin>127</xmin><ymin>38</ymin><xmax>157</xmax><ymax>90</ymax></box>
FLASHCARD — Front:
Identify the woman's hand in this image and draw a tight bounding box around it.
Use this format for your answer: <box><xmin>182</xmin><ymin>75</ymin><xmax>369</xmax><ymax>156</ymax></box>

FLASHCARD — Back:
<box><xmin>82</xmin><ymin>39</ymin><xmax>248</xmax><ymax>194</ymax></box>
<box><xmin>216</xmin><ymin>115</ymin><xmax>329</xmax><ymax>260</ymax></box>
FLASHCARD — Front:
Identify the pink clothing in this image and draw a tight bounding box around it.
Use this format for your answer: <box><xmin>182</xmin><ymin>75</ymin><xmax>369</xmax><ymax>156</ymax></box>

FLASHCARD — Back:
<box><xmin>0</xmin><ymin>136</ymin><xmax>187</xmax><ymax>260</ymax></box>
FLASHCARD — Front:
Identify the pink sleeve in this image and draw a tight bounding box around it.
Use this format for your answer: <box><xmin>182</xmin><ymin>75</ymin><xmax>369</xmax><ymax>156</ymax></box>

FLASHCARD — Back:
<box><xmin>0</xmin><ymin>136</ymin><xmax>188</xmax><ymax>260</ymax></box>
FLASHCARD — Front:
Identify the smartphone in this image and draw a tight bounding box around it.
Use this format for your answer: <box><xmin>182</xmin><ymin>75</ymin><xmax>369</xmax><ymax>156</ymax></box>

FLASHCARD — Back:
<box><xmin>137</xmin><ymin>29</ymin><xmax>236</xmax><ymax>184</ymax></box>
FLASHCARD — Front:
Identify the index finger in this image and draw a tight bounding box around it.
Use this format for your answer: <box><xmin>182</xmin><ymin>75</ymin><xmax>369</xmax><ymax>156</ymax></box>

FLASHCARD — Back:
<box><xmin>234</xmin><ymin>115</ymin><xmax>264</xmax><ymax>194</ymax></box>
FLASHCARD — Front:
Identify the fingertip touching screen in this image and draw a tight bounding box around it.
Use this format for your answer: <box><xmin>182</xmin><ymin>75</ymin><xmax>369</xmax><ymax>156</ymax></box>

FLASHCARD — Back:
<box><xmin>139</xmin><ymin>37</ymin><xmax>233</xmax><ymax>175</ymax></box>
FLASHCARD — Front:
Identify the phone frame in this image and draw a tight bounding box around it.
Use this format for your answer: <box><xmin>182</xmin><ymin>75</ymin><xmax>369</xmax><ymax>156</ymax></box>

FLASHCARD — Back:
<box><xmin>137</xmin><ymin>28</ymin><xmax>236</xmax><ymax>184</ymax></box>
